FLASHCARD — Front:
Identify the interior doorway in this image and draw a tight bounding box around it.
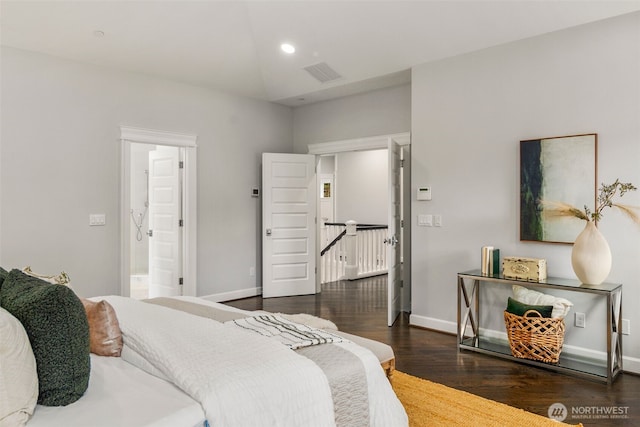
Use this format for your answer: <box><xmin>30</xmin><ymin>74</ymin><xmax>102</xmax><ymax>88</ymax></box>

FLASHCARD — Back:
<box><xmin>128</xmin><ymin>144</ymin><xmax>184</xmax><ymax>299</ymax></box>
<box><xmin>308</xmin><ymin>132</ymin><xmax>412</xmax><ymax>321</ymax></box>
<box><xmin>120</xmin><ymin>126</ymin><xmax>198</xmax><ymax>299</ymax></box>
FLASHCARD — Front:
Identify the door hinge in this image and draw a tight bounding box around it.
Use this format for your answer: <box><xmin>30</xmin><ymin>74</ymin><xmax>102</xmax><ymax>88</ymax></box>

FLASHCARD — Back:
<box><xmin>400</xmin><ymin>159</ymin><xmax>405</xmax><ymax>168</ymax></box>
<box><xmin>179</xmin><ymin>277</ymin><xmax>183</xmax><ymax>285</ymax></box>
<box><xmin>179</xmin><ymin>219</ymin><xmax>184</xmax><ymax>227</ymax></box>
<box><xmin>179</xmin><ymin>161</ymin><xmax>184</xmax><ymax>169</ymax></box>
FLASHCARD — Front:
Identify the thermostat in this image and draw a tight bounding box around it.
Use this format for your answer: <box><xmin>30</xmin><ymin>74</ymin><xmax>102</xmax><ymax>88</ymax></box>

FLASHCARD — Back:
<box><xmin>417</xmin><ymin>186</ymin><xmax>432</xmax><ymax>201</ymax></box>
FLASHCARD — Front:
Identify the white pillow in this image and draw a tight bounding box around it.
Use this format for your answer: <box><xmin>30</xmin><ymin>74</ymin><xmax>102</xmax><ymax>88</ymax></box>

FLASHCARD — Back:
<box><xmin>512</xmin><ymin>285</ymin><xmax>573</xmax><ymax>319</ymax></box>
<box><xmin>0</xmin><ymin>307</ymin><xmax>38</xmax><ymax>427</ymax></box>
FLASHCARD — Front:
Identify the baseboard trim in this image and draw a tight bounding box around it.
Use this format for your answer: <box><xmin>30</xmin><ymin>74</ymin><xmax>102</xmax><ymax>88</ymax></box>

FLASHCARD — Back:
<box><xmin>409</xmin><ymin>313</ymin><xmax>640</xmax><ymax>375</ymax></box>
<box><xmin>200</xmin><ymin>286</ymin><xmax>262</xmax><ymax>303</ymax></box>
<box><xmin>409</xmin><ymin>314</ymin><xmax>457</xmax><ymax>334</ymax></box>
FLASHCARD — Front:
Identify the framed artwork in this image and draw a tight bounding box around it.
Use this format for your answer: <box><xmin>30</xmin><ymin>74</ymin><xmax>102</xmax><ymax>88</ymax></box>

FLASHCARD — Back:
<box><xmin>321</xmin><ymin>180</ymin><xmax>332</xmax><ymax>198</ymax></box>
<box><xmin>520</xmin><ymin>134</ymin><xmax>597</xmax><ymax>243</ymax></box>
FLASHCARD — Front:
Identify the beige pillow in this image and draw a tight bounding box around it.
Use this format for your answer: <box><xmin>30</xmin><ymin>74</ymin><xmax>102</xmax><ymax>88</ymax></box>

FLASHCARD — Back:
<box><xmin>22</xmin><ymin>266</ymin><xmax>71</xmax><ymax>287</ymax></box>
<box><xmin>0</xmin><ymin>307</ymin><xmax>38</xmax><ymax>427</ymax></box>
<box><xmin>80</xmin><ymin>299</ymin><xmax>123</xmax><ymax>357</ymax></box>
<box><xmin>512</xmin><ymin>285</ymin><xmax>573</xmax><ymax>319</ymax></box>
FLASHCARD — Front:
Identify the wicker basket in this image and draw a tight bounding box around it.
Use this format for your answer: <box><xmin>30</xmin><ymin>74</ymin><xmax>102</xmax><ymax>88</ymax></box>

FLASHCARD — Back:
<box><xmin>504</xmin><ymin>309</ymin><xmax>565</xmax><ymax>364</ymax></box>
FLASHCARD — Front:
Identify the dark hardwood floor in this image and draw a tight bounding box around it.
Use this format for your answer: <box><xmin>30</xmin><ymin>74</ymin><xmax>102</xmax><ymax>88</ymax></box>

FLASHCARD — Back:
<box><xmin>225</xmin><ymin>275</ymin><xmax>640</xmax><ymax>427</ymax></box>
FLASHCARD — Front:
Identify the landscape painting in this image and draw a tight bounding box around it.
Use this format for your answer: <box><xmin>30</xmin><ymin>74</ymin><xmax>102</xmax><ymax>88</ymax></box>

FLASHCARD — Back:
<box><xmin>520</xmin><ymin>134</ymin><xmax>596</xmax><ymax>243</ymax></box>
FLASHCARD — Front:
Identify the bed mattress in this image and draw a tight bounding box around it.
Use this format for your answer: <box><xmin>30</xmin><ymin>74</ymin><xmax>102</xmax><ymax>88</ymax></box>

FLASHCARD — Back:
<box><xmin>28</xmin><ymin>354</ymin><xmax>206</xmax><ymax>427</ymax></box>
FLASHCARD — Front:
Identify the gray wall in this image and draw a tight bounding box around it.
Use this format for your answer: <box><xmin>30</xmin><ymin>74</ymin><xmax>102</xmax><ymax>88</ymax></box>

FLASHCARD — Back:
<box><xmin>335</xmin><ymin>150</ymin><xmax>388</xmax><ymax>225</ymax></box>
<box><xmin>0</xmin><ymin>46</ymin><xmax>292</xmax><ymax>299</ymax></box>
<box><xmin>292</xmin><ymin>84</ymin><xmax>411</xmax><ymax>152</ymax></box>
<box><xmin>411</xmin><ymin>12</ymin><xmax>640</xmax><ymax>370</ymax></box>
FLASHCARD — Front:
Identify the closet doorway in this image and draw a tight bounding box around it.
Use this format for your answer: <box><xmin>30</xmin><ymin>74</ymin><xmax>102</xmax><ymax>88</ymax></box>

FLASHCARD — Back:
<box><xmin>120</xmin><ymin>126</ymin><xmax>198</xmax><ymax>299</ymax></box>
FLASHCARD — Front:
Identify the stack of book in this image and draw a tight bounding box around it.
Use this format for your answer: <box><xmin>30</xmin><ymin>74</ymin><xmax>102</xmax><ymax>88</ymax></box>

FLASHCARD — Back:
<box><xmin>481</xmin><ymin>246</ymin><xmax>500</xmax><ymax>276</ymax></box>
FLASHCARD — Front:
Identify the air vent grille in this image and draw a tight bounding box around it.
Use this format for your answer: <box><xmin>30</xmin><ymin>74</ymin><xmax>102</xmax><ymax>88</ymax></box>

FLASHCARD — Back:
<box><xmin>303</xmin><ymin>62</ymin><xmax>342</xmax><ymax>83</ymax></box>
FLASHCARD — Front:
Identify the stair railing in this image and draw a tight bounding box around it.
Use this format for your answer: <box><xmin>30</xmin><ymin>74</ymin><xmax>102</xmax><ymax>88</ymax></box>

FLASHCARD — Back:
<box><xmin>320</xmin><ymin>220</ymin><xmax>388</xmax><ymax>284</ymax></box>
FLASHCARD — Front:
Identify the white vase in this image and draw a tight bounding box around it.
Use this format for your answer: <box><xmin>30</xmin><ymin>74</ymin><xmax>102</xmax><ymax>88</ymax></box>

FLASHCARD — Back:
<box><xmin>571</xmin><ymin>221</ymin><xmax>612</xmax><ymax>285</ymax></box>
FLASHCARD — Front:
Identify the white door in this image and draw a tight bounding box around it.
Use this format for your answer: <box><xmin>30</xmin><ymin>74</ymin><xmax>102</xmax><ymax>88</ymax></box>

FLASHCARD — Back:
<box><xmin>148</xmin><ymin>147</ymin><xmax>182</xmax><ymax>297</ymax></box>
<box><xmin>387</xmin><ymin>139</ymin><xmax>402</xmax><ymax>326</ymax></box>
<box><xmin>262</xmin><ymin>153</ymin><xmax>316</xmax><ymax>298</ymax></box>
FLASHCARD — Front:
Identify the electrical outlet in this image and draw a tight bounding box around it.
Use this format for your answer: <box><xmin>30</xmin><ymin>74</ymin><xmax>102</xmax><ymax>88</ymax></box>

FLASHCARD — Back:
<box><xmin>622</xmin><ymin>319</ymin><xmax>630</xmax><ymax>335</ymax></box>
<box><xmin>575</xmin><ymin>312</ymin><xmax>586</xmax><ymax>328</ymax></box>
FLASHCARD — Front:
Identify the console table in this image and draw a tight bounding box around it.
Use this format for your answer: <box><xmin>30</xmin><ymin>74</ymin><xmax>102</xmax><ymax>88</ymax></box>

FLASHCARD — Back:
<box><xmin>457</xmin><ymin>269</ymin><xmax>622</xmax><ymax>384</ymax></box>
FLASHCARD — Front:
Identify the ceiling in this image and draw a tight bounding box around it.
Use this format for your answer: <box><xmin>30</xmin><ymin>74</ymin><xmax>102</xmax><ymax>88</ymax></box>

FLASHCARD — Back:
<box><xmin>2</xmin><ymin>1</ymin><xmax>640</xmax><ymax>107</ymax></box>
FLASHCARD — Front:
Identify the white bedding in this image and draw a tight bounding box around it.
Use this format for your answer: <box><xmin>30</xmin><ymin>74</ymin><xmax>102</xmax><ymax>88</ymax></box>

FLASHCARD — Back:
<box><xmin>28</xmin><ymin>354</ymin><xmax>205</xmax><ymax>427</ymax></box>
<box><xmin>105</xmin><ymin>295</ymin><xmax>408</xmax><ymax>427</ymax></box>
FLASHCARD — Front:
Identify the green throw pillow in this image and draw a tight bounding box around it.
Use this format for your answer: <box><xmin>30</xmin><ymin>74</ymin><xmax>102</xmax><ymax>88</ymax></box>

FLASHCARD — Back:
<box><xmin>0</xmin><ymin>266</ymin><xmax>8</xmax><ymax>290</ymax></box>
<box><xmin>506</xmin><ymin>297</ymin><xmax>554</xmax><ymax>318</ymax></box>
<box><xmin>0</xmin><ymin>269</ymin><xmax>90</xmax><ymax>406</ymax></box>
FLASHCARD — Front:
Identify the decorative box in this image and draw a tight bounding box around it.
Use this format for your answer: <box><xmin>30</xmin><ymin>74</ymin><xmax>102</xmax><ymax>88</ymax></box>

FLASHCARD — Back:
<box><xmin>502</xmin><ymin>257</ymin><xmax>547</xmax><ymax>282</ymax></box>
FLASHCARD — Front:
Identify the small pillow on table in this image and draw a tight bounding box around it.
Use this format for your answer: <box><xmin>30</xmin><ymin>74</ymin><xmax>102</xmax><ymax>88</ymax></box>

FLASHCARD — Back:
<box><xmin>506</xmin><ymin>297</ymin><xmax>554</xmax><ymax>318</ymax></box>
<box><xmin>81</xmin><ymin>298</ymin><xmax>123</xmax><ymax>357</ymax></box>
<box><xmin>0</xmin><ymin>269</ymin><xmax>90</xmax><ymax>406</ymax></box>
<box><xmin>512</xmin><ymin>285</ymin><xmax>573</xmax><ymax>319</ymax></box>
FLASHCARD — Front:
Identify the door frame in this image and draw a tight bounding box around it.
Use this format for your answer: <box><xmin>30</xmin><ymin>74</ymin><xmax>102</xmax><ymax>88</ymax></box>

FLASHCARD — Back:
<box><xmin>120</xmin><ymin>126</ymin><xmax>198</xmax><ymax>297</ymax></box>
<box><xmin>307</xmin><ymin>132</ymin><xmax>411</xmax><ymax>305</ymax></box>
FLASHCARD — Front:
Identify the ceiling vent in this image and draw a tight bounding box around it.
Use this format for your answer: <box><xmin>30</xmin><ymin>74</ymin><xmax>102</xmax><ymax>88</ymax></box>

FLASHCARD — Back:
<box><xmin>303</xmin><ymin>62</ymin><xmax>342</xmax><ymax>83</ymax></box>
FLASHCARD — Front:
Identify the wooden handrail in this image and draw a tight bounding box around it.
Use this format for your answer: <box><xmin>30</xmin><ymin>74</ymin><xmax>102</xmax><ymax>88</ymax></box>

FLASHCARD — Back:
<box><xmin>320</xmin><ymin>223</ymin><xmax>388</xmax><ymax>256</ymax></box>
<box><xmin>321</xmin><ymin>229</ymin><xmax>347</xmax><ymax>256</ymax></box>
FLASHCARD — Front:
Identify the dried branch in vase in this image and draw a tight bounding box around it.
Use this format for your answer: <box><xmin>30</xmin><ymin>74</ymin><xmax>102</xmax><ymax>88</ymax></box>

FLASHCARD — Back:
<box><xmin>541</xmin><ymin>179</ymin><xmax>640</xmax><ymax>226</ymax></box>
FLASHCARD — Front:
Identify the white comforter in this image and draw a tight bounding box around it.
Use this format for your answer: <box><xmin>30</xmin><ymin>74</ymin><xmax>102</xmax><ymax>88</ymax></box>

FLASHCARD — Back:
<box><xmin>102</xmin><ymin>296</ymin><xmax>407</xmax><ymax>427</ymax></box>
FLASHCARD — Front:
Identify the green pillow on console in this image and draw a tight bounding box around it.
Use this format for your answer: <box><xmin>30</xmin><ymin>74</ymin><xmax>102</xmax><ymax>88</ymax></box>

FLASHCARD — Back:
<box><xmin>506</xmin><ymin>297</ymin><xmax>554</xmax><ymax>318</ymax></box>
<box><xmin>0</xmin><ymin>269</ymin><xmax>90</xmax><ymax>406</ymax></box>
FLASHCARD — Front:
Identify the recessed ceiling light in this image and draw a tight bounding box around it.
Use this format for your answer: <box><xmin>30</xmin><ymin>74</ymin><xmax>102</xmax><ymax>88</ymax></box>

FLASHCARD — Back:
<box><xmin>280</xmin><ymin>43</ymin><xmax>295</xmax><ymax>54</ymax></box>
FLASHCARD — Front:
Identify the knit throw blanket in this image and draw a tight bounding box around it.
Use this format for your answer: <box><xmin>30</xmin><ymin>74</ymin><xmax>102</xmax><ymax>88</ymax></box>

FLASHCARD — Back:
<box><xmin>228</xmin><ymin>314</ymin><xmax>343</xmax><ymax>350</ymax></box>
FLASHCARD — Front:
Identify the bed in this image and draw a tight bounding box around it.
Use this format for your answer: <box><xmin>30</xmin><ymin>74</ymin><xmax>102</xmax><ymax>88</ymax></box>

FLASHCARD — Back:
<box><xmin>0</xmin><ymin>267</ymin><xmax>408</xmax><ymax>427</ymax></box>
<box><xmin>27</xmin><ymin>355</ymin><xmax>206</xmax><ymax>427</ymax></box>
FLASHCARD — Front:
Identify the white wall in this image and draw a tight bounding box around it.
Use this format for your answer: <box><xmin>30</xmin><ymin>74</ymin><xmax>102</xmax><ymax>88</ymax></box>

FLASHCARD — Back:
<box><xmin>292</xmin><ymin>84</ymin><xmax>411</xmax><ymax>152</ymax></box>
<box><xmin>0</xmin><ymin>47</ymin><xmax>293</xmax><ymax>299</ymax></box>
<box><xmin>335</xmin><ymin>150</ymin><xmax>388</xmax><ymax>225</ymax></box>
<box><xmin>129</xmin><ymin>143</ymin><xmax>153</xmax><ymax>276</ymax></box>
<box><xmin>411</xmin><ymin>12</ymin><xmax>640</xmax><ymax>372</ymax></box>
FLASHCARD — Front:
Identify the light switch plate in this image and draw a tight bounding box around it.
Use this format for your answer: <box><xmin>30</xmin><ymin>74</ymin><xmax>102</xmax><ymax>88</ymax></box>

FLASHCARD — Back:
<box><xmin>89</xmin><ymin>214</ymin><xmax>106</xmax><ymax>226</ymax></box>
<box><xmin>418</xmin><ymin>214</ymin><xmax>433</xmax><ymax>226</ymax></box>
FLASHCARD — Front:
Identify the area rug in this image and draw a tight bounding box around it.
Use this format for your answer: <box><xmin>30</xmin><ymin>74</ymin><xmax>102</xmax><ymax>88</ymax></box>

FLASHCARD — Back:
<box><xmin>392</xmin><ymin>371</ymin><xmax>582</xmax><ymax>427</ymax></box>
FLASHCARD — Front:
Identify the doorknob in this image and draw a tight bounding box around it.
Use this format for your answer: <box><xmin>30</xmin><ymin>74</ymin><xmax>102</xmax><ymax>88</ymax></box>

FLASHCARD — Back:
<box><xmin>384</xmin><ymin>235</ymin><xmax>398</xmax><ymax>246</ymax></box>
<box><xmin>266</xmin><ymin>228</ymin><xmax>272</xmax><ymax>236</ymax></box>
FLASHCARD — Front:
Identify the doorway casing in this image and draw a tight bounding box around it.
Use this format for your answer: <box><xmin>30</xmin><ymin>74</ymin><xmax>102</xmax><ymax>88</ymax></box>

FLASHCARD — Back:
<box><xmin>307</xmin><ymin>132</ymin><xmax>411</xmax><ymax>315</ymax></box>
<box><xmin>120</xmin><ymin>126</ymin><xmax>198</xmax><ymax>297</ymax></box>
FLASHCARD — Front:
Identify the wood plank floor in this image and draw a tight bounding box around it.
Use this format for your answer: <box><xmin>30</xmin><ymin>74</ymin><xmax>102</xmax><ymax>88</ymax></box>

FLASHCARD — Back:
<box><xmin>225</xmin><ymin>275</ymin><xmax>640</xmax><ymax>427</ymax></box>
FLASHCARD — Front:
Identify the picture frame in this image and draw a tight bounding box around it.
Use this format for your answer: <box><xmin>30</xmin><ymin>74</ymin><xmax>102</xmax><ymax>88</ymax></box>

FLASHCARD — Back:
<box><xmin>520</xmin><ymin>133</ymin><xmax>597</xmax><ymax>244</ymax></box>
